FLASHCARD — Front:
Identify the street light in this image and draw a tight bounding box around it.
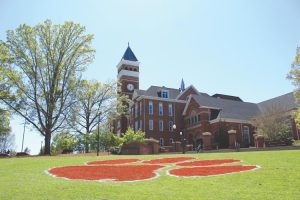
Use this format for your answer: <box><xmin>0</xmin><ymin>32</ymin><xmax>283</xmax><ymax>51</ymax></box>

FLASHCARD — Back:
<box><xmin>172</xmin><ymin>124</ymin><xmax>177</xmax><ymax>151</ymax></box>
<box><xmin>172</xmin><ymin>124</ymin><xmax>176</xmax><ymax>130</ymax></box>
<box><xmin>180</xmin><ymin>131</ymin><xmax>186</xmax><ymax>154</ymax></box>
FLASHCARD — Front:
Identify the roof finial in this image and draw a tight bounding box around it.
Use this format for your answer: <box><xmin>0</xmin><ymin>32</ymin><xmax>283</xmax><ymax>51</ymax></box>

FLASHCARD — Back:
<box><xmin>180</xmin><ymin>78</ymin><xmax>185</xmax><ymax>92</ymax></box>
<box><xmin>128</xmin><ymin>42</ymin><xmax>130</xmax><ymax>47</ymax></box>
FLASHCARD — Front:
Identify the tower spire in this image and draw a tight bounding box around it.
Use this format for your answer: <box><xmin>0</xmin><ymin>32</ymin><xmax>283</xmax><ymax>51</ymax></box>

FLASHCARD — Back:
<box><xmin>180</xmin><ymin>78</ymin><xmax>185</xmax><ymax>92</ymax></box>
<box><xmin>121</xmin><ymin>44</ymin><xmax>138</xmax><ymax>61</ymax></box>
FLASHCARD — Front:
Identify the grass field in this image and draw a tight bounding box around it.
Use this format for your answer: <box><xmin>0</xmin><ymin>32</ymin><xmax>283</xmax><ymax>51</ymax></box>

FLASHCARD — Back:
<box><xmin>0</xmin><ymin>150</ymin><xmax>300</xmax><ymax>200</ymax></box>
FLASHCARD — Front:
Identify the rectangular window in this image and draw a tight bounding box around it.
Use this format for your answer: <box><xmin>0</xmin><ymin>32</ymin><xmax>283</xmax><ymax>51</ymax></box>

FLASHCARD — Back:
<box><xmin>169</xmin><ymin>121</ymin><xmax>173</xmax><ymax>131</ymax></box>
<box><xmin>135</xmin><ymin>103</ymin><xmax>138</xmax><ymax>117</ymax></box>
<box><xmin>149</xmin><ymin>120</ymin><xmax>153</xmax><ymax>130</ymax></box>
<box><xmin>198</xmin><ymin>114</ymin><xmax>201</xmax><ymax>123</ymax></box>
<box><xmin>159</xmin><ymin>120</ymin><xmax>164</xmax><ymax>132</ymax></box>
<box><xmin>160</xmin><ymin>138</ymin><xmax>164</xmax><ymax>146</ymax></box>
<box><xmin>139</xmin><ymin>102</ymin><xmax>142</xmax><ymax>116</ymax></box>
<box><xmin>168</xmin><ymin>104</ymin><xmax>173</xmax><ymax>116</ymax></box>
<box><xmin>135</xmin><ymin>121</ymin><xmax>138</xmax><ymax>131</ymax></box>
<box><xmin>140</xmin><ymin>120</ymin><xmax>142</xmax><ymax>130</ymax></box>
<box><xmin>159</xmin><ymin>102</ymin><xmax>163</xmax><ymax>116</ymax></box>
<box><xmin>149</xmin><ymin>101</ymin><xmax>153</xmax><ymax>115</ymax></box>
<box><xmin>161</xmin><ymin>90</ymin><xmax>169</xmax><ymax>98</ymax></box>
<box><xmin>170</xmin><ymin>138</ymin><xmax>174</xmax><ymax>144</ymax></box>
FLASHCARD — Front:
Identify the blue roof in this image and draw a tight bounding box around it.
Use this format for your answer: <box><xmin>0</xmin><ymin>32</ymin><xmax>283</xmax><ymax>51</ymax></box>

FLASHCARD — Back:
<box><xmin>122</xmin><ymin>46</ymin><xmax>138</xmax><ymax>61</ymax></box>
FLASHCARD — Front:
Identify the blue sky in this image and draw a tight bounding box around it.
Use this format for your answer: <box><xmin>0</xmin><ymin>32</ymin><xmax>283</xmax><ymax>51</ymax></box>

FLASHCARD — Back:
<box><xmin>1</xmin><ymin>0</ymin><xmax>300</xmax><ymax>154</ymax></box>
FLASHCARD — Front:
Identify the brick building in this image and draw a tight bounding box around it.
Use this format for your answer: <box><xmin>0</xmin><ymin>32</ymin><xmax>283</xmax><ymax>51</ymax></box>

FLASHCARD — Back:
<box><xmin>115</xmin><ymin>45</ymin><xmax>300</xmax><ymax>149</ymax></box>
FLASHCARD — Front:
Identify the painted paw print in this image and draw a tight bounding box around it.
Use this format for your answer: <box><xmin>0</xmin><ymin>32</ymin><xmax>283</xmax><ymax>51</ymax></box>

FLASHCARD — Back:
<box><xmin>46</xmin><ymin>157</ymin><xmax>259</xmax><ymax>182</ymax></box>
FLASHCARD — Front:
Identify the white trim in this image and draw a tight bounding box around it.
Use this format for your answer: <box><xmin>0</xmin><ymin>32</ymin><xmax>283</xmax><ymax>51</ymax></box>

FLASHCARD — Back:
<box><xmin>136</xmin><ymin>95</ymin><xmax>186</xmax><ymax>103</ymax></box>
<box><xmin>116</xmin><ymin>59</ymin><xmax>140</xmax><ymax>70</ymax></box>
<box><xmin>176</xmin><ymin>85</ymin><xmax>200</xmax><ymax>100</ymax></box>
<box><xmin>228</xmin><ymin>130</ymin><xmax>237</xmax><ymax>134</ymax></box>
<box><xmin>168</xmin><ymin>103</ymin><xmax>173</xmax><ymax>116</ymax></box>
<box><xmin>117</xmin><ymin>69</ymin><xmax>139</xmax><ymax>79</ymax></box>
<box><xmin>202</xmin><ymin>132</ymin><xmax>212</xmax><ymax>136</ymax></box>
<box><xmin>182</xmin><ymin>95</ymin><xmax>193</xmax><ymax>116</ymax></box>
<box><xmin>149</xmin><ymin>119</ymin><xmax>154</xmax><ymax>131</ymax></box>
<box><xmin>159</xmin><ymin>102</ymin><xmax>163</xmax><ymax>116</ymax></box>
<box><xmin>159</xmin><ymin>120</ymin><xmax>164</xmax><ymax>132</ymax></box>
<box><xmin>199</xmin><ymin>105</ymin><xmax>220</xmax><ymax>110</ymax></box>
<box><xmin>148</xmin><ymin>101</ymin><xmax>153</xmax><ymax>115</ymax></box>
<box><xmin>210</xmin><ymin>117</ymin><xmax>252</xmax><ymax>124</ymax></box>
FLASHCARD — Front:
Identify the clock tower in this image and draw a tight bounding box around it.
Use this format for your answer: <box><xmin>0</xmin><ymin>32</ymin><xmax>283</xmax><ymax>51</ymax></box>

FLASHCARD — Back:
<box><xmin>116</xmin><ymin>44</ymin><xmax>140</xmax><ymax>134</ymax></box>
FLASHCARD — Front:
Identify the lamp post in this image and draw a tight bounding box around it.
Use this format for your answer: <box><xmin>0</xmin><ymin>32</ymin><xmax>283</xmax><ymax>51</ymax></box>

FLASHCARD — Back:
<box><xmin>97</xmin><ymin>114</ymin><xmax>100</xmax><ymax>156</ymax></box>
<box><xmin>21</xmin><ymin>110</ymin><xmax>27</xmax><ymax>152</ymax></box>
<box><xmin>40</xmin><ymin>140</ymin><xmax>43</xmax><ymax>155</ymax></box>
<box><xmin>172</xmin><ymin>124</ymin><xmax>177</xmax><ymax>151</ymax></box>
<box><xmin>180</xmin><ymin>131</ymin><xmax>186</xmax><ymax>154</ymax></box>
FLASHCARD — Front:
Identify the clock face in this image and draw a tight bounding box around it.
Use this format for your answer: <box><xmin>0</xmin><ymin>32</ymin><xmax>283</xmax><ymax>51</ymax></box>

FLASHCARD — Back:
<box><xmin>127</xmin><ymin>83</ymin><xmax>134</xmax><ymax>91</ymax></box>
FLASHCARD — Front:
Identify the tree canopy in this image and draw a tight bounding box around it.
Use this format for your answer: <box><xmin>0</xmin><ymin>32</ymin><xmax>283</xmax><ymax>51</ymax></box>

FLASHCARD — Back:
<box><xmin>0</xmin><ymin>20</ymin><xmax>95</xmax><ymax>154</ymax></box>
<box><xmin>287</xmin><ymin>48</ymin><xmax>300</xmax><ymax>128</ymax></box>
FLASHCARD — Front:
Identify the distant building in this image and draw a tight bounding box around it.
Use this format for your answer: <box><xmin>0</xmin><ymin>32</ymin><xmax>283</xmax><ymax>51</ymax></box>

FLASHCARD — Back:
<box><xmin>115</xmin><ymin>45</ymin><xmax>300</xmax><ymax>149</ymax></box>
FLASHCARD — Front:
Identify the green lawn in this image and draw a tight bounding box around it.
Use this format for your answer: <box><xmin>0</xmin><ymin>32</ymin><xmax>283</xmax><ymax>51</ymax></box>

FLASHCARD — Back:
<box><xmin>0</xmin><ymin>150</ymin><xmax>300</xmax><ymax>200</ymax></box>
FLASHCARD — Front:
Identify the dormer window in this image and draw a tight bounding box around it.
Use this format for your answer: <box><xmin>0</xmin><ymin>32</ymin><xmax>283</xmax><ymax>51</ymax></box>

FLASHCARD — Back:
<box><xmin>161</xmin><ymin>90</ymin><xmax>169</xmax><ymax>98</ymax></box>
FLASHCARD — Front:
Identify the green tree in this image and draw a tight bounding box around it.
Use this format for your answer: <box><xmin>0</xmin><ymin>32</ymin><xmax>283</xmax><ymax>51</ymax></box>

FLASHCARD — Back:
<box><xmin>51</xmin><ymin>131</ymin><xmax>77</xmax><ymax>154</ymax></box>
<box><xmin>68</xmin><ymin>80</ymin><xmax>117</xmax><ymax>153</ymax></box>
<box><xmin>122</xmin><ymin>127</ymin><xmax>145</xmax><ymax>145</ymax></box>
<box><xmin>97</xmin><ymin>132</ymin><xmax>123</xmax><ymax>151</ymax></box>
<box><xmin>0</xmin><ymin>110</ymin><xmax>14</xmax><ymax>152</ymax></box>
<box><xmin>0</xmin><ymin>42</ymin><xmax>12</xmax><ymax>100</ymax></box>
<box><xmin>252</xmin><ymin>103</ymin><xmax>292</xmax><ymax>141</ymax></box>
<box><xmin>287</xmin><ymin>47</ymin><xmax>300</xmax><ymax>128</ymax></box>
<box><xmin>0</xmin><ymin>110</ymin><xmax>10</xmax><ymax>136</ymax></box>
<box><xmin>0</xmin><ymin>20</ymin><xmax>95</xmax><ymax>154</ymax></box>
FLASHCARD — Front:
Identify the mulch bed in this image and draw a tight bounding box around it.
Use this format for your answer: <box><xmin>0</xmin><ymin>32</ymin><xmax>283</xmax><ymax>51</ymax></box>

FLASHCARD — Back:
<box><xmin>169</xmin><ymin>165</ymin><xmax>258</xmax><ymax>177</ymax></box>
<box><xmin>47</xmin><ymin>157</ymin><xmax>259</xmax><ymax>182</ymax></box>
<box><xmin>176</xmin><ymin>159</ymin><xmax>241</xmax><ymax>166</ymax></box>
<box><xmin>48</xmin><ymin>164</ymin><xmax>164</xmax><ymax>182</ymax></box>
<box><xmin>142</xmin><ymin>157</ymin><xmax>195</xmax><ymax>164</ymax></box>
<box><xmin>87</xmin><ymin>158</ymin><xmax>140</xmax><ymax>165</ymax></box>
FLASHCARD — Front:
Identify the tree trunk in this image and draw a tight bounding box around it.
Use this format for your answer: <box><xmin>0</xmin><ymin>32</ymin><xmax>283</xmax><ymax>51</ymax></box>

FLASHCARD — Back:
<box><xmin>44</xmin><ymin>133</ymin><xmax>51</xmax><ymax>155</ymax></box>
<box><xmin>85</xmin><ymin>142</ymin><xmax>89</xmax><ymax>153</ymax></box>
